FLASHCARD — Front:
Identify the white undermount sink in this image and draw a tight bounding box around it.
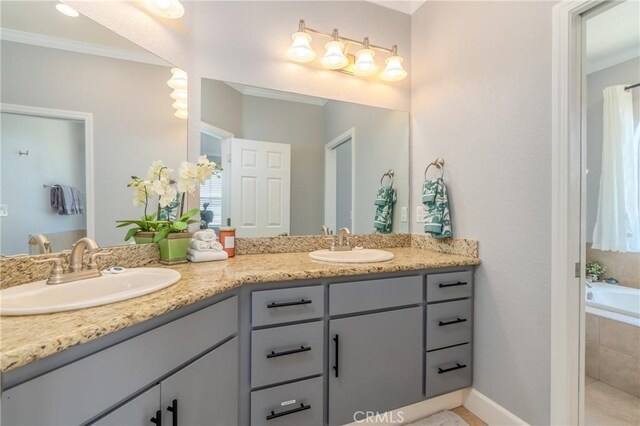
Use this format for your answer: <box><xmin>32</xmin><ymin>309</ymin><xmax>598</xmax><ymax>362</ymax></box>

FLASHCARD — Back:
<box><xmin>309</xmin><ymin>248</ymin><xmax>395</xmax><ymax>263</ymax></box>
<box><xmin>0</xmin><ymin>268</ymin><xmax>181</xmax><ymax>316</ymax></box>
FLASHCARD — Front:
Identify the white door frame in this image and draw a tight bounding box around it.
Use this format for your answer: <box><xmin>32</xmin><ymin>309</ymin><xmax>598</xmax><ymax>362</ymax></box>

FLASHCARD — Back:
<box><xmin>0</xmin><ymin>103</ymin><xmax>95</xmax><ymax>239</ymax></box>
<box><xmin>200</xmin><ymin>121</ymin><xmax>233</xmax><ymax>227</ymax></box>
<box><xmin>324</xmin><ymin>128</ymin><xmax>356</xmax><ymax>233</ymax></box>
<box><xmin>551</xmin><ymin>1</ymin><xmax>605</xmax><ymax>425</ymax></box>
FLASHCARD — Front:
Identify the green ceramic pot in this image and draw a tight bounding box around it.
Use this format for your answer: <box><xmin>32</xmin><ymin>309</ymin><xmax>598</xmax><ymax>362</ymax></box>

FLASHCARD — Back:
<box><xmin>157</xmin><ymin>232</ymin><xmax>192</xmax><ymax>265</ymax></box>
<box><xmin>133</xmin><ymin>232</ymin><xmax>155</xmax><ymax>244</ymax></box>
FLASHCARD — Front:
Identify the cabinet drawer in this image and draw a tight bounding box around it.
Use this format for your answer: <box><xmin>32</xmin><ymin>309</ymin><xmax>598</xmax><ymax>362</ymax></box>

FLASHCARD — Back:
<box><xmin>251</xmin><ymin>322</ymin><xmax>324</xmax><ymax>388</ymax></box>
<box><xmin>425</xmin><ymin>344</ymin><xmax>472</xmax><ymax>398</ymax></box>
<box><xmin>426</xmin><ymin>299</ymin><xmax>472</xmax><ymax>351</ymax></box>
<box><xmin>1</xmin><ymin>296</ymin><xmax>238</xmax><ymax>426</ymax></box>
<box><xmin>252</xmin><ymin>286</ymin><xmax>324</xmax><ymax>327</ymax></box>
<box><xmin>427</xmin><ymin>271</ymin><xmax>472</xmax><ymax>302</ymax></box>
<box><xmin>329</xmin><ymin>276</ymin><xmax>422</xmax><ymax>315</ymax></box>
<box><xmin>250</xmin><ymin>377</ymin><xmax>323</xmax><ymax>426</ymax></box>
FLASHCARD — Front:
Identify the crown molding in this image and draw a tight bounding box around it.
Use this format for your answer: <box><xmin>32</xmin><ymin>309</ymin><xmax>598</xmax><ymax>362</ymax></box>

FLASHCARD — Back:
<box><xmin>587</xmin><ymin>45</ymin><xmax>640</xmax><ymax>74</ymax></box>
<box><xmin>226</xmin><ymin>82</ymin><xmax>328</xmax><ymax>106</ymax></box>
<box><xmin>0</xmin><ymin>28</ymin><xmax>169</xmax><ymax>67</ymax></box>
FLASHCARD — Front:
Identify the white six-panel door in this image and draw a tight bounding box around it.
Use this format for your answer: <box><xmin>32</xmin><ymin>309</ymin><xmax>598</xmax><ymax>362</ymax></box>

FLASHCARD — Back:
<box><xmin>230</xmin><ymin>138</ymin><xmax>291</xmax><ymax>237</ymax></box>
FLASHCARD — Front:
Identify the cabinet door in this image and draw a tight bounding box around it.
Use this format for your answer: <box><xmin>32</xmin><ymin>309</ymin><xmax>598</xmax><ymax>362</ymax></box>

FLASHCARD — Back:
<box><xmin>92</xmin><ymin>385</ymin><xmax>160</xmax><ymax>426</ymax></box>
<box><xmin>160</xmin><ymin>337</ymin><xmax>238</xmax><ymax>426</ymax></box>
<box><xmin>329</xmin><ymin>307</ymin><xmax>423</xmax><ymax>426</ymax></box>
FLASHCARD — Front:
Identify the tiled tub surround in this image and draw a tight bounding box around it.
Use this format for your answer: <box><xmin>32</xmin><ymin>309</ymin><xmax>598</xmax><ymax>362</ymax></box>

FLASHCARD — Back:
<box><xmin>585</xmin><ymin>312</ymin><xmax>640</xmax><ymax>397</ymax></box>
<box><xmin>586</xmin><ymin>243</ymin><xmax>640</xmax><ymax>289</ymax></box>
<box><xmin>0</xmin><ymin>234</ymin><xmax>478</xmax><ymax>289</ymax></box>
<box><xmin>0</xmin><ymin>246</ymin><xmax>480</xmax><ymax>373</ymax></box>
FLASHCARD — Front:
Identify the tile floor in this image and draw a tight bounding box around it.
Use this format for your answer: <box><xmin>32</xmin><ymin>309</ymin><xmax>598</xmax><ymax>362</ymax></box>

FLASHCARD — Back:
<box><xmin>585</xmin><ymin>376</ymin><xmax>640</xmax><ymax>426</ymax></box>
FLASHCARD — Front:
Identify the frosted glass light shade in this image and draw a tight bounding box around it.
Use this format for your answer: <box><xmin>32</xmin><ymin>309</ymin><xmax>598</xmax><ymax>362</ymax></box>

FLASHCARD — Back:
<box><xmin>172</xmin><ymin>100</ymin><xmax>188</xmax><ymax>110</ymax></box>
<box><xmin>353</xmin><ymin>48</ymin><xmax>378</xmax><ymax>76</ymax></box>
<box><xmin>170</xmin><ymin>89</ymin><xmax>188</xmax><ymax>101</ymax></box>
<box><xmin>167</xmin><ymin>68</ymin><xmax>188</xmax><ymax>90</ymax></box>
<box><xmin>321</xmin><ymin>41</ymin><xmax>348</xmax><ymax>70</ymax></box>
<box><xmin>55</xmin><ymin>3</ymin><xmax>79</xmax><ymax>17</ymax></box>
<box><xmin>143</xmin><ymin>0</ymin><xmax>184</xmax><ymax>19</ymax></box>
<box><xmin>287</xmin><ymin>32</ymin><xmax>316</xmax><ymax>63</ymax></box>
<box><xmin>380</xmin><ymin>55</ymin><xmax>407</xmax><ymax>81</ymax></box>
<box><xmin>174</xmin><ymin>109</ymin><xmax>188</xmax><ymax>119</ymax></box>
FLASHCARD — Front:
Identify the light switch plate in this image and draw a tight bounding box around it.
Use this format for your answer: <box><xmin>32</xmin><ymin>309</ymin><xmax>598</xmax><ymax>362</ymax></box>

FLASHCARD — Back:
<box><xmin>400</xmin><ymin>206</ymin><xmax>407</xmax><ymax>222</ymax></box>
<box><xmin>416</xmin><ymin>205</ymin><xmax>425</xmax><ymax>223</ymax></box>
<box><xmin>0</xmin><ymin>204</ymin><xmax>7</xmax><ymax>217</ymax></box>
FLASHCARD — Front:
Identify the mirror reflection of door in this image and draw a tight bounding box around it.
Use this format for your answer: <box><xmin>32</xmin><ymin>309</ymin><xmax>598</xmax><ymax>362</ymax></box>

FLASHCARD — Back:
<box><xmin>335</xmin><ymin>138</ymin><xmax>352</xmax><ymax>231</ymax></box>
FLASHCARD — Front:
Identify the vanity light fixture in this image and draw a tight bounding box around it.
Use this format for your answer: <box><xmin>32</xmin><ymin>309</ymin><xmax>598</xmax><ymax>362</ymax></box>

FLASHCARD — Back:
<box><xmin>320</xmin><ymin>30</ymin><xmax>349</xmax><ymax>70</ymax></box>
<box><xmin>167</xmin><ymin>68</ymin><xmax>188</xmax><ymax>119</ymax></box>
<box><xmin>142</xmin><ymin>0</ymin><xmax>185</xmax><ymax>19</ymax></box>
<box><xmin>286</xmin><ymin>19</ymin><xmax>407</xmax><ymax>82</ymax></box>
<box><xmin>55</xmin><ymin>2</ymin><xmax>79</xmax><ymax>17</ymax></box>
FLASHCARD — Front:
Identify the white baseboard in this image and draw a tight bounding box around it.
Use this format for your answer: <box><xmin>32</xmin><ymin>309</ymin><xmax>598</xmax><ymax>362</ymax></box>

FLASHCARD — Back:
<box><xmin>463</xmin><ymin>388</ymin><xmax>529</xmax><ymax>426</ymax></box>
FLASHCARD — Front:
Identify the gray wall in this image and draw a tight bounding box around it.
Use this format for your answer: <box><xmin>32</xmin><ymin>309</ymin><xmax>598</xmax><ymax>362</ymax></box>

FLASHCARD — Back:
<box><xmin>324</xmin><ymin>100</ymin><xmax>410</xmax><ymax>234</ymax></box>
<box><xmin>1</xmin><ymin>41</ymin><xmax>187</xmax><ymax>248</ymax></box>
<box><xmin>586</xmin><ymin>57</ymin><xmax>640</xmax><ymax>240</ymax></box>
<box><xmin>242</xmin><ymin>95</ymin><xmax>325</xmax><ymax>236</ymax></box>
<box><xmin>201</xmin><ymin>79</ymin><xmax>243</xmax><ymax>137</ymax></box>
<box><xmin>1</xmin><ymin>114</ymin><xmax>85</xmax><ymax>255</ymax></box>
<box><xmin>411</xmin><ymin>2</ymin><xmax>554</xmax><ymax>424</ymax></box>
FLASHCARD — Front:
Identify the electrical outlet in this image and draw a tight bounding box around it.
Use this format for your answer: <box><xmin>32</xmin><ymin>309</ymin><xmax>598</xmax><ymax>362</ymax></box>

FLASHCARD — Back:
<box><xmin>416</xmin><ymin>205</ymin><xmax>425</xmax><ymax>223</ymax></box>
<box><xmin>0</xmin><ymin>204</ymin><xmax>7</xmax><ymax>217</ymax></box>
<box><xmin>400</xmin><ymin>206</ymin><xmax>407</xmax><ymax>222</ymax></box>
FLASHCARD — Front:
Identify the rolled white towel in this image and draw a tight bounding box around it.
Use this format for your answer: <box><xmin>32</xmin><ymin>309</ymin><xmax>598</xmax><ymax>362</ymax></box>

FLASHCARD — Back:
<box><xmin>193</xmin><ymin>229</ymin><xmax>217</xmax><ymax>242</ymax></box>
<box><xmin>209</xmin><ymin>241</ymin><xmax>224</xmax><ymax>252</ymax></box>
<box><xmin>189</xmin><ymin>239</ymin><xmax>211</xmax><ymax>251</ymax></box>
<box><xmin>187</xmin><ymin>248</ymin><xmax>228</xmax><ymax>262</ymax></box>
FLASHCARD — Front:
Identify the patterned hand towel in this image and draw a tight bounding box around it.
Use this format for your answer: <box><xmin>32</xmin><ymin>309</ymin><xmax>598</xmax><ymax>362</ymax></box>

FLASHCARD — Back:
<box><xmin>374</xmin><ymin>186</ymin><xmax>397</xmax><ymax>234</ymax></box>
<box><xmin>422</xmin><ymin>178</ymin><xmax>452</xmax><ymax>238</ymax></box>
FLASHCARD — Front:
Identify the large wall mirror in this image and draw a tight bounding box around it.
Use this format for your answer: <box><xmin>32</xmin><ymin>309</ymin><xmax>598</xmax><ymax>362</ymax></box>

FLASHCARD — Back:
<box><xmin>0</xmin><ymin>1</ymin><xmax>187</xmax><ymax>255</ymax></box>
<box><xmin>200</xmin><ymin>78</ymin><xmax>410</xmax><ymax>237</ymax></box>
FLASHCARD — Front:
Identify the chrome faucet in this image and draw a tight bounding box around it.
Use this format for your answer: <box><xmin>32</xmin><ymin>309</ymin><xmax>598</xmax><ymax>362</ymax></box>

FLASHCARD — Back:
<box><xmin>330</xmin><ymin>228</ymin><xmax>352</xmax><ymax>252</ymax></box>
<box><xmin>34</xmin><ymin>237</ymin><xmax>112</xmax><ymax>285</ymax></box>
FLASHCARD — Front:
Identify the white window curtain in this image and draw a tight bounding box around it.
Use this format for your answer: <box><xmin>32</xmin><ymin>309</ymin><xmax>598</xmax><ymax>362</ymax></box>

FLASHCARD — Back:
<box><xmin>592</xmin><ymin>85</ymin><xmax>640</xmax><ymax>252</ymax></box>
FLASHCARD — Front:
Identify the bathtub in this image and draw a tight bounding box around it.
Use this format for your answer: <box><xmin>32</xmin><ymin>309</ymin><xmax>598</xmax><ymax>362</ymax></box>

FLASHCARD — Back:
<box><xmin>586</xmin><ymin>282</ymin><xmax>640</xmax><ymax>327</ymax></box>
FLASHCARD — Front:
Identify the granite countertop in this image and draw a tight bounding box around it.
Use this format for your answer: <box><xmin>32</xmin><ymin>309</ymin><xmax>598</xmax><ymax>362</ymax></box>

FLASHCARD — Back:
<box><xmin>0</xmin><ymin>247</ymin><xmax>480</xmax><ymax>373</ymax></box>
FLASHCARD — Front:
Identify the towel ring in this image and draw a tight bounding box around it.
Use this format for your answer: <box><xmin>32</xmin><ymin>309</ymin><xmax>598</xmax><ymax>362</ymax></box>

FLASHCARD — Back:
<box><xmin>380</xmin><ymin>170</ymin><xmax>394</xmax><ymax>187</ymax></box>
<box><xmin>424</xmin><ymin>158</ymin><xmax>445</xmax><ymax>180</ymax></box>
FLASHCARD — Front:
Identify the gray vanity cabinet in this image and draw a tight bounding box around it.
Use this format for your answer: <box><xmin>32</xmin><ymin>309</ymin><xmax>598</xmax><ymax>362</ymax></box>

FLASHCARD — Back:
<box><xmin>160</xmin><ymin>337</ymin><xmax>239</xmax><ymax>426</ymax></box>
<box><xmin>93</xmin><ymin>386</ymin><xmax>161</xmax><ymax>426</ymax></box>
<box><xmin>328</xmin><ymin>306</ymin><xmax>423</xmax><ymax>426</ymax></box>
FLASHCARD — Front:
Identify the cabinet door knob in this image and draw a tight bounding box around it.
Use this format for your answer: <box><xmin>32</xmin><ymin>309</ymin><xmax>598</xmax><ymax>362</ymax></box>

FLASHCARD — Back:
<box><xmin>167</xmin><ymin>399</ymin><xmax>178</xmax><ymax>426</ymax></box>
<box><xmin>150</xmin><ymin>410</ymin><xmax>162</xmax><ymax>426</ymax></box>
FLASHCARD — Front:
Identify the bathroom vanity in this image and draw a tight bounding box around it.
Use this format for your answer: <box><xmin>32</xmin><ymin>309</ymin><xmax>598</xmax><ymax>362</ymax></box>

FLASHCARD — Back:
<box><xmin>0</xmin><ymin>255</ymin><xmax>475</xmax><ymax>426</ymax></box>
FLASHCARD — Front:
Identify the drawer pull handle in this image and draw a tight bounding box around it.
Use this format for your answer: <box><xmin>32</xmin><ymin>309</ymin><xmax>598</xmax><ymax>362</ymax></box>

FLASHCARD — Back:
<box><xmin>266</xmin><ymin>403</ymin><xmax>311</xmax><ymax>420</ymax></box>
<box><xmin>267</xmin><ymin>345</ymin><xmax>311</xmax><ymax>359</ymax></box>
<box><xmin>439</xmin><ymin>318</ymin><xmax>467</xmax><ymax>326</ymax></box>
<box><xmin>438</xmin><ymin>281</ymin><xmax>468</xmax><ymax>288</ymax></box>
<box><xmin>438</xmin><ymin>363</ymin><xmax>467</xmax><ymax>374</ymax></box>
<box><xmin>332</xmin><ymin>334</ymin><xmax>339</xmax><ymax>378</ymax></box>
<box><xmin>150</xmin><ymin>410</ymin><xmax>162</xmax><ymax>426</ymax></box>
<box><xmin>167</xmin><ymin>399</ymin><xmax>178</xmax><ymax>426</ymax></box>
<box><xmin>267</xmin><ymin>299</ymin><xmax>312</xmax><ymax>308</ymax></box>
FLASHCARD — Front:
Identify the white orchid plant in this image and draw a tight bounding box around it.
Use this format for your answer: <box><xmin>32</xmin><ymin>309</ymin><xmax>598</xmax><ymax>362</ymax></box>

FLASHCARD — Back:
<box><xmin>117</xmin><ymin>156</ymin><xmax>222</xmax><ymax>242</ymax></box>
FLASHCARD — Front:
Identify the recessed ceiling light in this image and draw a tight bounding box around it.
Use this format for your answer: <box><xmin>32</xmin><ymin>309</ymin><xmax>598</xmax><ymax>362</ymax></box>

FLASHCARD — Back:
<box><xmin>142</xmin><ymin>0</ymin><xmax>185</xmax><ymax>19</ymax></box>
<box><xmin>55</xmin><ymin>3</ymin><xmax>79</xmax><ymax>17</ymax></box>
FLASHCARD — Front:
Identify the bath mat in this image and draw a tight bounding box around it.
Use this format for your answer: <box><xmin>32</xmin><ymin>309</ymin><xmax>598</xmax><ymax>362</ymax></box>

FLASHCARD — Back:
<box><xmin>406</xmin><ymin>410</ymin><xmax>470</xmax><ymax>426</ymax></box>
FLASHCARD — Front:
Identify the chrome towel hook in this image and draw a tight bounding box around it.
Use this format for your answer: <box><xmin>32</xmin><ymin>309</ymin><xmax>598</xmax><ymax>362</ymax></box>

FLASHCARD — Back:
<box><xmin>424</xmin><ymin>157</ymin><xmax>445</xmax><ymax>180</ymax></box>
<box><xmin>380</xmin><ymin>169</ymin><xmax>394</xmax><ymax>187</ymax></box>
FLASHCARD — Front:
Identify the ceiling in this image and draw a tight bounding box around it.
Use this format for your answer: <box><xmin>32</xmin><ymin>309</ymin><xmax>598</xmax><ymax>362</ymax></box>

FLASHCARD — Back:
<box><xmin>586</xmin><ymin>1</ymin><xmax>640</xmax><ymax>73</ymax></box>
<box><xmin>367</xmin><ymin>1</ymin><xmax>426</xmax><ymax>15</ymax></box>
<box><xmin>0</xmin><ymin>0</ymin><xmax>167</xmax><ymax>65</ymax></box>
